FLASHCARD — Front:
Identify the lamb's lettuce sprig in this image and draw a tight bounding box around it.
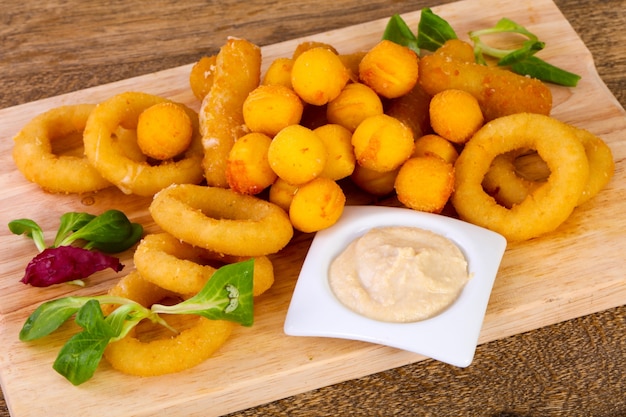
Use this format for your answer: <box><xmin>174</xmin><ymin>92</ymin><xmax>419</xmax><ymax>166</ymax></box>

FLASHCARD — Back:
<box><xmin>20</xmin><ymin>259</ymin><xmax>255</xmax><ymax>385</ymax></box>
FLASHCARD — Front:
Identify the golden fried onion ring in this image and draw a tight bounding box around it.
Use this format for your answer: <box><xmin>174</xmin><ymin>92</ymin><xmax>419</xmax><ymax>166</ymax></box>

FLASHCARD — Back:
<box><xmin>83</xmin><ymin>92</ymin><xmax>204</xmax><ymax>196</ymax></box>
<box><xmin>574</xmin><ymin>127</ymin><xmax>615</xmax><ymax>204</ymax></box>
<box><xmin>482</xmin><ymin>150</ymin><xmax>545</xmax><ymax>209</ymax></box>
<box><xmin>452</xmin><ymin>113</ymin><xmax>590</xmax><ymax>242</ymax></box>
<box><xmin>134</xmin><ymin>232</ymin><xmax>275</xmax><ymax>296</ymax></box>
<box><xmin>103</xmin><ymin>271</ymin><xmax>233</xmax><ymax>377</ymax></box>
<box><xmin>150</xmin><ymin>184</ymin><xmax>294</xmax><ymax>256</ymax></box>
<box><xmin>12</xmin><ymin>104</ymin><xmax>112</xmax><ymax>193</ymax></box>
<box><xmin>482</xmin><ymin>126</ymin><xmax>614</xmax><ymax>208</ymax></box>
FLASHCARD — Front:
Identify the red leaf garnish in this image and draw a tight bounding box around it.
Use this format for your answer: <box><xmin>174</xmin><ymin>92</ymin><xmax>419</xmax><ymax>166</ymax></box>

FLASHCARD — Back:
<box><xmin>20</xmin><ymin>246</ymin><xmax>124</xmax><ymax>287</ymax></box>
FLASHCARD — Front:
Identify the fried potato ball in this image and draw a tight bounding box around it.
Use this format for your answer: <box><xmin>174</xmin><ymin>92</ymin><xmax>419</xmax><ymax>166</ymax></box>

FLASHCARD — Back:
<box><xmin>269</xmin><ymin>177</ymin><xmax>299</xmax><ymax>212</ymax></box>
<box><xmin>326</xmin><ymin>82</ymin><xmax>384</xmax><ymax>132</ymax></box>
<box><xmin>243</xmin><ymin>84</ymin><xmax>304</xmax><ymax>136</ymax></box>
<box><xmin>429</xmin><ymin>89</ymin><xmax>484</xmax><ymax>144</ymax></box>
<box><xmin>351</xmin><ymin>114</ymin><xmax>414</xmax><ymax>172</ymax></box>
<box><xmin>226</xmin><ymin>132</ymin><xmax>277</xmax><ymax>194</ymax></box>
<box><xmin>395</xmin><ymin>156</ymin><xmax>455</xmax><ymax>213</ymax></box>
<box><xmin>262</xmin><ymin>57</ymin><xmax>294</xmax><ymax>88</ymax></box>
<box><xmin>291</xmin><ymin>47</ymin><xmax>350</xmax><ymax>105</ymax></box>
<box><xmin>289</xmin><ymin>177</ymin><xmax>346</xmax><ymax>233</ymax></box>
<box><xmin>189</xmin><ymin>55</ymin><xmax>217</xmax><ymax>101</ymax></box>
<box><xmin>359</xmin><ymin>40</ymin><xmax>419</xmax><ymax>99</ymax></box>
<box><xmin>350</xmin><ymin>164</ymin><xmax>398</xmax><ymax>196</ymax></box>
<box><xmin>413</xmin><ymin>134</ymin><xmax>459</xmax><ymax>165</ymax></box>
<box><xmin>314</xmin><ymin>124</ymin><xmax>356</xmax><ymax>180</ymax></box>
<box><xmin>268</xmin><ymin>124</ymin><xmax>327</xmax><ymax>184</ymax></box>
<box><xmin>136</xmin><ymin>102</ymin><xmax>194</xmax><ymax>160</ymax></box>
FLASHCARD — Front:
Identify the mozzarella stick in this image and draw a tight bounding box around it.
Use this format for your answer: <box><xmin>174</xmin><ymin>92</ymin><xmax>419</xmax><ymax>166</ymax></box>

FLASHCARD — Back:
<box><xmin>199</xmin><ymin>38</ymin><xmax>261</xmax><ymax>187</ymax></box>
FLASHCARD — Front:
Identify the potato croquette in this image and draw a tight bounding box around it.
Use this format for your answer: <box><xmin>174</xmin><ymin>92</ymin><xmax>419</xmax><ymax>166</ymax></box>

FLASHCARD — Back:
<box><xmin>314</xmin><ymin>124</ymin><xmax>356</xmax><ymax>180</ymax></box>
<box><xmin>268</xmin><ymin>124</ymin><xmax>327</xmax><ymax>184</ymax></box>
<box><xmin>326</xmin><ymin>82</ymin><xmax>383</xmax><ymax>132</ymax></box>
<box><xmin>359</xmin><ymin>40</ymin><xmax>419</xmax><ymax>99</ymax></box>
<box><xmin>413</xmin><ymin>134</ymin><xmax>459</xmax><ymax>164</ymax></box>
<box><xmin>429</xmin><ymin>89</ymin><xmax>484</xmax><ymax>144</ymax></box>
<box><xmin>269</xmin><ymin>177</ymin><xmax>299</xmax><ymax>212</ymax></box>
<box><xmin>291</xmin><ymin>47</ymin><xmax>350</xmax><ymax>105</ymax></box>
<box><xmin>394</xmin><ymin>156</ymin><xmax>455</xmax><ymax>213</ymax></box>
<box><xmin>243</xmin><ymin>84</ymin><xmax>303</xmax><ymax>136</ymax></box>
<box><xmin>226</xmin><ymin>132</ymin><xmax>277</xmax><ymax>195</ymax></box>
<box><xmin>350</xmin><ymin>164</ymin><xmax>399</xmax><ymax>196</ymax></box>
<box><xmin>289</xmin><ymin>177</ymin><xmax>346</xmax><ymax>233</ymax></box>
<box><xmin>351</xmin><ymin>114</ymin><xmax>414</xmax><ymax>172</ymax></box>
<box><xmin>136</xmin><ymin>102</ymin><xmax>193</xmax><ymax>160</ymax></box>
<box><xmin>262</xmin><ymin>57</ymin><xmax>294</xmax><ymax>88</ymax></box>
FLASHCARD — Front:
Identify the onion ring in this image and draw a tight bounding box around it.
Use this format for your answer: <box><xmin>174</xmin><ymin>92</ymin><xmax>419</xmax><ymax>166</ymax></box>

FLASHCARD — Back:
<box><xmin>83</xmin><ymin>92</ymin><xmax>204</xmax><ymax>196</ymax></box>
<box><xmin>150</xmin><ymin>184</ymin><xmax>294</xmax><ymax>256</ymax></box>
<box><xmin>482</xmin><ymin>150</ymin><xmax>545</xmax><ymax>209</ymax></box>
<box><xmin>103</xmin><ymin>271</ymin><xmax>233</xmax><ymax>377</ymax></box>
<box><xmin>452</xmin><ymin>113</ymin><xmax>589</xmax><ymax>241</ymax></box>
<box><xmin>482</xmin><ymin>126</ymin><xmax>614</xmax><ymax>208</ymax></box>
<box><xmin>12</xmin><ymin>104</ymin><xmax>112</xmax><ymax>193</ymax></box>
<box><xmin>134</xmin><ymin>233</ymin><xmax>274</xmax><ymax>296</ymax></box>
<box><xmin>574</xmin><ymin>126</ymin><xmax>615</xmax><ymax>204</ymax></box>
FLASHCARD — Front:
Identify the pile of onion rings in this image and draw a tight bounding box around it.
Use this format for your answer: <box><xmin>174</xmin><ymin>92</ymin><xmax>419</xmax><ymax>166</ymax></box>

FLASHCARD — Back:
<box><xmin>452</xmin><ymin>113</ymin><xmax>611</xmax><ymax>242</ymax></box>
<box><xmin>105</xmin><ymin>197</ymin><xmax>282</xmax><ymax>376</ymax></box>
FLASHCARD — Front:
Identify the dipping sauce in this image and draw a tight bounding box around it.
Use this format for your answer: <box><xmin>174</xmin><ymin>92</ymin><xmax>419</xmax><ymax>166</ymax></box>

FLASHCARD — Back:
<box><xmin>328</xmin><ymin>226</ymin><xmax>470</xmax><ymax>323</ymax></box>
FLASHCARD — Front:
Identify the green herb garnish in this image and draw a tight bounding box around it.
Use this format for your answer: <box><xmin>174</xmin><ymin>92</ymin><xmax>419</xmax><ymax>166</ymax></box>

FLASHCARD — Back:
<box><xmin>382</xmin><ymin>9</ymin><xmax>581</xmax><ymax>86</ymax></box>
<box><xmin>20</xmin><ymin>259</ymin><xmax>255</xmax><ymax>385</ymax></box>
<box><xmin>383</xmin><ymin>14</ymin><xmax>420</xmax><ymax>54</ymax></box>
<box><xmin>416</xmin><ymin>8</ymin><xmax>458</xmax><ymax>52</ymax></box>
<box><xmin>469</xmin><ymin>17</ymin><xmax>581</xmax><ymax>86</ymax></box>
<box><xmin>8</xmin><ymin>210</ymin><xmax>143</xmax><ymax>287</ymax></box>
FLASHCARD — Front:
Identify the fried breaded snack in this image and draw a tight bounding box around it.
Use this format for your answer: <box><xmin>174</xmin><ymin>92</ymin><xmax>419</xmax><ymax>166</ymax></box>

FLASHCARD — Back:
<box><xmin>395</xmin><ymin>156</ymin><xmax>455</xmax><ymax>214</ymax></box>
<box><xmin>199</xmin><ymin>38</ymin><xmax>262</xmax><ymax>188</ymax></box>
<box><xmin>419</xmin><ymin>39</ymin><xmax>552</xmax><ymax>121</ymax></box>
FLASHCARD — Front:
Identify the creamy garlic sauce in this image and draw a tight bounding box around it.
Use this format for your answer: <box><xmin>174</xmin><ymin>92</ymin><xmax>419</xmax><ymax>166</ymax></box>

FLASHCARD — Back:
<box><xmin>328</xmin><ymin>226</ymin><xmax>470</xmax><ymax>323</ymax></box>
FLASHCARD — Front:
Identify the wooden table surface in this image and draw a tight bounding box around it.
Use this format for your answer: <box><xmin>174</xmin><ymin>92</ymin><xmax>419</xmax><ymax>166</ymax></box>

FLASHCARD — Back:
<box><xmin>1</xmin><ymin>0</ymin><xmax>625</xmax><ymax>416</ymax></box>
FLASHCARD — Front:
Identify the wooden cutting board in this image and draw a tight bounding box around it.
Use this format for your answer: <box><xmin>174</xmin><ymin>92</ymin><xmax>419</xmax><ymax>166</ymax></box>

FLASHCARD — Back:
<box><xmin>1</xmin><ymin>0</ymin><xmax>625</xmax><ymax>415</ymax></box>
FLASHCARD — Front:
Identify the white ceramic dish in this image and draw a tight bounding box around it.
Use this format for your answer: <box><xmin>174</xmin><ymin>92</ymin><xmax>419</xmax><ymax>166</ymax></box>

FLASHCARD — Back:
<box><xmin>284</xmin><ymin>205</ymin><xmax>507</xmax><ymax>367</ymax></box>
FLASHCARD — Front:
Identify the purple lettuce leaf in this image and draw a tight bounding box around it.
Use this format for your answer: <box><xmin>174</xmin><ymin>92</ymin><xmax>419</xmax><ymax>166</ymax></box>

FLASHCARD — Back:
<box><xmin>20</xmin><ymin>246</ymin><xmax>124</xmax><ymax>287</ymax></box>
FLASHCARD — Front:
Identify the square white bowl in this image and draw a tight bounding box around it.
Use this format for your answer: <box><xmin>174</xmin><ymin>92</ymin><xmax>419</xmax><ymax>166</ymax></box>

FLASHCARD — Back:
<box><xmin>284</xmin><ymin>205</ymin><xmax>507</xmax><ymax>367</ymax></box>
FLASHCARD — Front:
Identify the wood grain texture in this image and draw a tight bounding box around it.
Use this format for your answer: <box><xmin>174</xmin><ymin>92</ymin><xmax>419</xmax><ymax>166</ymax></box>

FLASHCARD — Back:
<box><xmin>1</xmin><ymin>0</ymin><xmax>625</xmax><ymax>416</ymax></box>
